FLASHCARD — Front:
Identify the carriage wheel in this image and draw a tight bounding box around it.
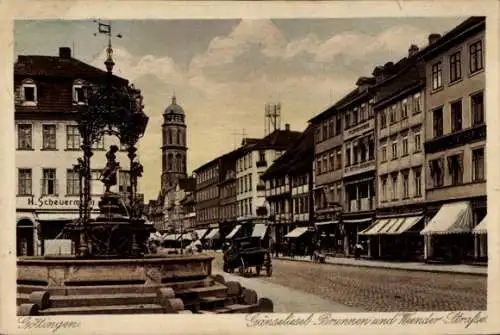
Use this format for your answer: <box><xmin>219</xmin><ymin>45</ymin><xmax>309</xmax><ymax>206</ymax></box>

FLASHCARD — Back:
<box><xmin>266</xmin><ymin>265</ymin><xmax>272</xmax><ymax>277</ymax></box>
<box><xmin>256</xmin><ymin>265</ymin><xmax>261</xmax><ymax>276</ymax></box>
<box><xmin>239</xmin><ymin>258</ymin><xmax>246</xmax><ymax>275</ymax></box>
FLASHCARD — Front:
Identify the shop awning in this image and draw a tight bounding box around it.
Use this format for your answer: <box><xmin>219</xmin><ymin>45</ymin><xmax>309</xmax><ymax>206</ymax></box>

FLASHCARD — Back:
<box><xmin>420</xmin><ymin>201</ymin><xmax>473</xmax><ymax>235</ymax></box>
<box><xmin>195</xmin><ymin>229</ymin><xmax>209</xmax><ymax>239</ymax></box>
<box><xmin>226</xmin><ymin>225</ymin><xmax>242</xmax><ymax>239</ymax></box>
<box><xmin>251</xmin><ymin>223</ymin><xmax>267</xmax><ymax>239</ymax></box>
<box><xmin>343</xmin><ymin>218</ymin><xmax>373</xmax><ymax>225</ymax></box>
<box><xmin>163</xmin><ymin>234</ymin><xmax>181</xmax><ymax>241</ymax></box>
<box><xmin>284</xmin><ymin>227</ymin><xmax>309</xmax><ymax>238</ymax></box>
<box><xmin>359</xmin><ymin>216</ymin><xmax>423</xmax><ymax>235</ymax></box>
<box><xmin>178</xmin><ymin>233</ymin><xmax>194</xmax><ymax>241</ymax></box>
<box><xmin>473</xmin><ymin>216</ymin><xmax>487</xmax><ymax>234</ymax></box>
<box><xmin>205</xmin><ymin>228</ymin><xmax>220</xmax><ymax>240</ymax></box>
<box><xmin>315</xmin><ymin>221</ymin><xmax>338</xmax><ymax>227</ymax></box>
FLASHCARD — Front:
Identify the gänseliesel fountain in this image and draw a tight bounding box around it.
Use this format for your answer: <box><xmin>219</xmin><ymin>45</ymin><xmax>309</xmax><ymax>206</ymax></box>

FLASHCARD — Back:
<box><xmin>17</xmin><ymin>21</ymin><xmax>273</xmax><ymax>315</ymax></box>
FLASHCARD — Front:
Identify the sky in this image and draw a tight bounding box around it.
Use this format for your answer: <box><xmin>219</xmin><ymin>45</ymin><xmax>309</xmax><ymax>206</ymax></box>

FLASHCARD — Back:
<box><xmin>14</xmin><ymin>17</ymin><xmax>465</xmax><ymax>201</ymax></box>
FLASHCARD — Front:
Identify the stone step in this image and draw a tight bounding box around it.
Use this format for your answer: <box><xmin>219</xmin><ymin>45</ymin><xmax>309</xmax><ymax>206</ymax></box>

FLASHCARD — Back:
<box><xmin>18</xmin><ymin>278</ymin><xmax>212</xmax><ymax>296</ymax></box>
<box><xmin>49</xmin><ymin>293</ymin><xmax>158</xmax><ymax>309</ymax></box>
<box><xmin>39</xmin><ymin>304</ymin><xmax>166</xmax><ymax>315</ymax></box>
<box><xmin>224</xmin><ymin>303</ymin><xmax>256</xmax><ymax>314</ymax></box>
<box><xmin>176</xmin><ymin>283</ymin><xmax>227</xmax><ymax>298</ymax></box>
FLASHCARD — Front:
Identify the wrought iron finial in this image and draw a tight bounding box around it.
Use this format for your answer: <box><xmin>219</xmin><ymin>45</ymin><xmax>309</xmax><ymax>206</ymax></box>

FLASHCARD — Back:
<box><xmin>93</xmin><ymin>19</ymin><xmax>122</xmax><ymax>74</ymax></box>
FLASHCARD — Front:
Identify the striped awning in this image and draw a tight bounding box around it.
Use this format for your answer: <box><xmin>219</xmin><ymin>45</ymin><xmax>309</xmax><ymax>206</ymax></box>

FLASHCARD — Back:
<box><xmin>420</xmin><ymin>201</ymin><xmax>473</xmax><ymax>235</ymax></box>
<box><xmin>178</xmin><ymin>233</ymin><xmax>194</xmax><ymax>241</ymax></box>
<box><xmin>163</xmin><ymin>234</ymin><xmax>181</xmax><ymax>241</ymax></box>
<box><xmin>251</xmin><ymin>223</ymin><xmax>267</xmax><ymax>239</ymax></box>
<box><xmin>195</xmin><ymin>229</ymin><xmax>209</xmax><ymax>239</ymax></box>
<box><xmin>226</xmin><ymin>225</ymin><xmax>242</xmax><ymax>239</ymax></box>
<box><xmin>359</xmin><ymin>216</ymin><xmax>423</xmax><ymax>235</ymax></box>
<box><xmin>473</xmin><ymin>216</ymin><xmax>487</xmax><ymax>234</ymax></box>
<box><xmin>205</xmin><ymin>228</ymin><xmax>220</xmax><ymax>240</ymax></box>
<box><xmin>284</xmin><ymin>227</ymin><xmax>309</xmax><ymax>238</ymax></box>
<box><xmin>343</xmin><ymin>218</ymin><xmax>373</xmax><ymax>225</ymax></box>
<box><xmin>315</xmin><ymin>221</ymin><xmax>338</xmax><ymax>227</ymax></box>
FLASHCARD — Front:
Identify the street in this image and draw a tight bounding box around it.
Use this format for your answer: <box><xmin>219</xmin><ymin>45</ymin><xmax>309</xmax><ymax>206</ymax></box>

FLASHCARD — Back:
<box><xmin>211</xmin><ymin>253</ymin><xmax>486</xmax><ymax>312</ymax></box>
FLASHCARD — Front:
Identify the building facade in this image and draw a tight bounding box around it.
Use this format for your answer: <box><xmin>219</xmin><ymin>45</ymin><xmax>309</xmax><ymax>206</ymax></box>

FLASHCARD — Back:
<box><xmin>194</xmin><ymin>158</ymin><xmax>220</xmax><ymax>230</ymax></box>
<box><xmin>420</xmin><ymin>17</ymin><xmax>486</xmax><ymax>262</ymax></box>
<box><xmin>309</xmin><ymin>102</ymin><xmax>344</xmax><ymax>254</ymax></box>
<box><xmin>363</xmin><ymin>45</ymin><xmax>427</xmax><ymax>260</ymax></box>
<box><xmin>15</xmin><ymin>47</ymin><xmax>134</xmax><ymax>256</ymax></box>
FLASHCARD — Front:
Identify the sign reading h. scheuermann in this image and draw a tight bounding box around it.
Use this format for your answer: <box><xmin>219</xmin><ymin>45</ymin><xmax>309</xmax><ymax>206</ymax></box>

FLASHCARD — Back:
<box><xmin>25</xmin><ymin>196</ymin><xmax>96</xmax><ymax>208</ymax></box>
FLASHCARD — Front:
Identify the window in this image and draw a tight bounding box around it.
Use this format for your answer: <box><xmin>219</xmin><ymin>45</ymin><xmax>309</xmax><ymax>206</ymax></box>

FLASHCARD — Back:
<box><xmin>249</xmin><ymin>174</ymin><xmax>253</xmax><ymax>191</ymax></box>
<box><xmin>42</xmin><ymin>168</ymin><xmax>57</xmax><ymax>195</ymax></box>
<box><xmin>380</xmin><ymin>110</ymin><xmax>387</xmax><ymax>129</ymax></box>
<box><xmin>66</xmin><ymin>169</ymin><xmax>80</xmax><ymax>195</ymax></box>
<box><xmin>431</xmin><ymin>61</ymin><xmax>443</xmax><ymax>90</ymax></box>
<box><xmin>381</xmin><ymin>175</ymin><xmax>388</xmax><ymax>202</ymax></box>
<box><xmin>259</xmin><ymin>150</ymin><xmax>266</xmax><ymax>162</ymax></box>
<box><xmin>167</xmin><ymin>153</ymin><xmax>173</xmax><ymax>171</ymax></box>
<box><xmin>352</xmin><ymin>108</ymin><xmax>358</xmax><ymax>125</ymax></box>
<box><xmin>390</xmin><ymin>105</ymin><xmax>397</xmax><ymax>124</ymax></box>
<box><xmin>414</xmin><ymin>132</ymin><xmax>421</xmax><ymax>152</ymax></box>
<box><xmin>176</xmin><ymin>130</ymin><xmax>181</xmax><ymax>145</ymax></box>
<box><xmin>401</xmin><ymin>99</ymin><xmax>408</xmax><ymax>119</ymax></box>
<box><xmin>316</xmin><ymin>159</ymin><xmax>322</xmax><ymax>175</ymax></box>
<box><xmin>451</xmin><ymin>100</ymin><xmax>463</xmax><ymax>132</ymax></box>
<box><xmin>315</xmin><ymin>126</ymin><xmax>321</xmax><ymax>143</ymax></box>
<box><xmin>413</xmin><ymin>93</ymin><xmax>422</xmax><ymax>114</ymax></box>
<box><xmin>73</xmin><ymin>82</ymin><xmax>86</xmax><ymax>104</ymax></box>
<box><xmin>329</xmin><ymin>152</ymin><xmax>335</xmax><ymax>171</ymax></box>
<box><xmin>368</xmin><ymin>138</ymin><xmax>374</xmax><ymax>160</ymax></box>
<box><xmin>413</xmin><ymin>167</ymin><xmax>422</xmax><ymax>197</ymax></box>
<box><xmin>18</xmin><ymin>169</ymin><xmax>32</xmax><ymax>196</ymax></box>
<box><xmin>346</xmin><ymin>147</ymin><xmax>351</xmax><ymax>166</ymax></box>
<box><xmin>17</xmin><ymin>124</ymin><xmax>32</xmax><ymax>150</ymax></box>
<box><xmin>448</xmin><ymin>154</ymin><xmax>463</xmax><ymax>185</ymax></box>
<box><xmin>335</xmin><ymin>114</ymin><xmax>342</xmax><ymax>134</ymax></box>
<box><xmin>336</xmin><ymin>148</ymin><xmax>342</xmax><ymax>170</ymax></box>
<box><xmin>168</xmin><ymin>130</ymin><xmax>172</xmax><ymax>144</ymax></box>
<box><xmin>433</xmin><ymin>107</ymin><xmax>443</xmax><ymax>137</ymax></box>
<box><xmin>402</xmin><ymin>137</ymin><xmax>408</xmax><ymax>156</ymax></box>
<box><xmin>42</xmin><ymin>124</ymin><xmax>57</xmax><ymax>150</ymax></box>
<box><xmin>391</xmin><ymin>142</ymin><xmax>398</xmax><ymax>160</ymax></box>
<box><xmin>391</xmin><ymin>173</ymin><xmax>398</xmax><ymax>201</ymax></box>
<box><xmin>328</xmin><ymin>120</ymin><xmax>334</xmax><ymax>138</ymax></box>
<box><xmin>360</xmin><ymin>104</ymin><xmax>367</xmax><ymax>121</ymax></box>
<box><xmin>21</xmin><ymin>79</ymin><xmax>37</xmax><ymax>104</ymax></box>
<box><xmin>322</xmin><ymin>123</ymin><xmax>328</xmax><ymax>141</ymax></box>
<box><xmin>470</xmin><ymin>40</ymin><xmax>483</xmax><ymax>73</ymax></box>
<box><xmin>345</xmin><ymin>112</ymin><xmax>351</xmax><ymax>129</ymax></box>
<box><xmin>471</xmin><ymin>92</ymin><xmax>484</xmax><ymax>126</ymax></box>
<box><xmin>322</xmin><ymin>156</ymin><xmax>328</xmax><ymax>173</ymax></box>
<box><xmin>92</xmin><ymin>136</ymin><xmax>105</xmax><ymax>150</ymax></box>
<box><xmin>449</xmin><ymin>51</ymin><xmax>462</xmax><ymax>82</ymax></box>
<box><xmin>429</xmin><ymin>159</ymin><xmax>444</xmax><ymax>187</ymax></box>
<box><xmin>472</xmin><ymin>148</ymin><xmax>485</xmax><ymax>182</ymax></box>
<box><xmin>381</xmin><ymin>146</ymin><xmax>387</xmax><ymax>162</ymax></box>
<box><xmin>402</xmin><ymin>170</ymin><xmax>409</xmax><ymax>199</ymax></box>
<box><xmin>352</xmin><ymin>145</ymin><xmax>358</xmax><ymax>165</ymax></box>
<box><xmin>66</xmin><ymin>125</ymin><xmax>81</xmax><ymax>150</ymax></box>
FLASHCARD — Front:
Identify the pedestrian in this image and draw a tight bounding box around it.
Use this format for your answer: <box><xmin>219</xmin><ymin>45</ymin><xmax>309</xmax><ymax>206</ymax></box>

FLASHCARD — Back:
<box><xmin>354</xmin><ymin>242</ymin><xmax>363</xmax><ymax>260</ymax></box>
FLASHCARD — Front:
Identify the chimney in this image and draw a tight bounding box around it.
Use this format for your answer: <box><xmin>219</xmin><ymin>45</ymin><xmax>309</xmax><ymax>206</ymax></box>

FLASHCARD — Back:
<box><xmin>428</xmin><ymin>34</ymin><xmax>441</xmax><ymax>45</ymax></box>
<box><xmin>59</xmin><ymin>47</ymin><xmax>71</xmax><ymax>59</ymax></box>
<box><xmin>285</xmin><ymin>123</ymin><xmax>290</xmax><ymax>131</ymax></box>
<box><xmin>408</xmin><ymin>44</ymin><xmax>419</xmax><ymax>57</ymax></box>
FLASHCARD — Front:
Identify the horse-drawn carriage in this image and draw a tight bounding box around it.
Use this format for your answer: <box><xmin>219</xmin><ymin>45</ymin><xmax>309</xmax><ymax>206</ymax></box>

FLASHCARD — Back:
<box><xmin>222</xmin><ymin>236</ymin><xmax>272</xmax><ymax>277</ymax></box>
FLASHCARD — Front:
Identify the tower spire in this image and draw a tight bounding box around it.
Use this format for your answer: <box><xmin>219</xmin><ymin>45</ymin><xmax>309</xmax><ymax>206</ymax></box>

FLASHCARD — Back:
<box><xmin>93</xmin><ymin>19</ymin><xmax>122</xmax><ymax>74</ymax></box>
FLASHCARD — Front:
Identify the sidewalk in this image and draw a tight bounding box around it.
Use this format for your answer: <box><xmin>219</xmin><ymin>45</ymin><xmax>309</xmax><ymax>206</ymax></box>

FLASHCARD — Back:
<box><xmin>213</xmin><ymin>270</ymin><xmax>363</xmax><ymax>313</ymax></box>
<box><xmin>273</xmin><ymin>255</ymin><xmax>487</xmax><ymax>276</ymax></box>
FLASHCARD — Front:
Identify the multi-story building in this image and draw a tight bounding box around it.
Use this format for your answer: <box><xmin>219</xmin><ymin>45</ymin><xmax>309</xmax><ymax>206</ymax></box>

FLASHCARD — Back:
<box><xmin>15</xmin><ymin>47</ymin><xmax>135</xmax><ymax>256</ymax></box>
<box><xmin>160</xmin><ymin>176</ymin><xmax>196</xmax><ymax>234</ymax></box>
<box><xmin>309</xmin><ymin>101</ymin><xmax>344</xmax><ymax>254</ymax></box>
<box><xmin>194</xmin><ymin>158</ymin><xmax>220</xmax><ymax>230</ymax></box>
<box><xmin>337</xmin><ymin>77</ymin><xmax>377</xmax><ymax>256</ymax></box>
<box><xmin>419</xmin><ymin>17</ymin><xmax>486</xmax><ymax>262</ymax></box>
<box><xmin>262</xmin><ymin>125</ymin><xmax>315</xmax><ymax>250</ymax></box>
<box><xmin>232</xmin><ymin>125</ymin><xmax>301</xmax><ymax>239</ymax></box>
<box><xmin>361</xmin><ymin>44</ymin><xmax>427</xmax><ymax>260</ymax></box>
<box><xmin>218</xmin><ymin>148</ymin><xmax>241</xmax><ymax>237</ymax></box>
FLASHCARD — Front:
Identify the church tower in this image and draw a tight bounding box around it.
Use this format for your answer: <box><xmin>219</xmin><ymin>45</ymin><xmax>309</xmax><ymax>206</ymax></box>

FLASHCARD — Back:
<box><xmin>161</xmin><ymin>95</ymin><xmax>187</xmax><ymax>189</ymax></box>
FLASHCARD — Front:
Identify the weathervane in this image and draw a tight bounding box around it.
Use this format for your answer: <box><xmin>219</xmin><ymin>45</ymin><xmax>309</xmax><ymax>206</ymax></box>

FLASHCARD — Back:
<box><xmin>93</xmin><ymin>20</ymin><xmax>122</xmax><ymax>73</ymax></box>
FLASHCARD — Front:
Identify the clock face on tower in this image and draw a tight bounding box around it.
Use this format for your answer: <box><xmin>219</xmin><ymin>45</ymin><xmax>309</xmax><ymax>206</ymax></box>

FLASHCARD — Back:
<box><xmin>161</xmin><ymin>95</ymin><xmax>187</xmax><ymax>190</ymax></box>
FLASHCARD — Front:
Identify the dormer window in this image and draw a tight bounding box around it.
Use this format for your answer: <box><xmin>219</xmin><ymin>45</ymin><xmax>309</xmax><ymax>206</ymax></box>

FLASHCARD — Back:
<box><xmin>73</xmin><ymin>79</ymin><xmax>86</xmax><ymax>104</ymax></box>
<box><xmin>21</xmin><ymin>79</ymin><xmax>37</xmax><ymax>106</ymax></box>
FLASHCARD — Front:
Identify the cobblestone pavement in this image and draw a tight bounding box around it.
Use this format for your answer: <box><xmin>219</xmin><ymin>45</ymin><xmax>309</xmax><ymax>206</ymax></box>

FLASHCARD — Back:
<box><xmin>211</xmin><ymin>254</ymin><xmax>486</xmax><ymax>312</ymax></box>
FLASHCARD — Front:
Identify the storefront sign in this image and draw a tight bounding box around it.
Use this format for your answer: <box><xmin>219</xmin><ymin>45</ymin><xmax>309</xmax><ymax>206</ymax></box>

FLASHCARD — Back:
<box><xmin>26</xmin><ymin>197</ymin><xmax>96</xmax><ymax>208</ymax></box>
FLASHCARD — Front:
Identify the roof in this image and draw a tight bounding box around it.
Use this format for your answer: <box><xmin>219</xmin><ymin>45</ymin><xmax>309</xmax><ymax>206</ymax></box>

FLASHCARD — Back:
<box><xmin>14</xmin><ymin>54</ymin><xmax>128</xmax><ymax>85</ymax></box>
<box><xmin>164</xmin><ymin>96</ymin><xmax>185</xmax><ymax>115</ymax></box>
<box><xmin>250</xmin><ymin>128</ymin><xmax>302</xmax><ymax>151</ymax></box>
<box><xmin>419</xmin><ymin>17</ymin><xmax>485</xmax><ymax>60</ymax></box>
<box><xmin>261</xmin><ymin>125</ymin><xmax>314</xmax><ymax>179</ymax></box>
